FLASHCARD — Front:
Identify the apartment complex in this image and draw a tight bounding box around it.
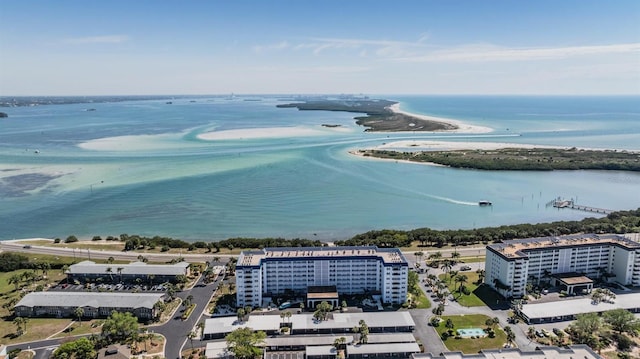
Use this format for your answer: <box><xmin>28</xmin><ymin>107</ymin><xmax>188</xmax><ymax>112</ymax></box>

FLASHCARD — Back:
<box><xmin>14</xmin><ymin>292</ymin><xmax>164</xmax><ymax>320</ymax></box>
<box><xmin>236</xmin><ymin>246</ymin><xmax>408</xmax><ymax>308</ymax></box>
<box><xmin>485</xmin><ymin>234</ymin><xmax>640</xmax><ymax>298</ymax></box>
<box><xmin>66</xmin><ymin>260</ymin><xmax>190</xmax><ymax>284</ymax></box>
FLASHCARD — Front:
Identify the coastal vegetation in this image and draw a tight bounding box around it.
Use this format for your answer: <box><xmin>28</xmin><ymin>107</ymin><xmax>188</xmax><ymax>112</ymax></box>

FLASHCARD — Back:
<box><xmin>24</xmin><ymin>208</ymin><xmax>640</xmax><ymax>253</ymax></box>
<box><xmin>358</xmin><ymin>147</ymin><xmax>640</xmax><ymax>171</ymax></box>
<box><xmin>277</xmin><ymin>99</ymin><xmax>456</xmax><ymax>132</ymax></box>
<box><xmin>335</xmin><ymin>208</ymin><xmax>640</xmax><ymax>248</ymax></box>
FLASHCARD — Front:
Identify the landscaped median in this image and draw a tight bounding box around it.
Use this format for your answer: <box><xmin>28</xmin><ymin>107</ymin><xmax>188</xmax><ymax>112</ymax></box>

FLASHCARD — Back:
<box><xmin>432</xmin><ymin>314</ymin><xmax>508</xmax><ymax>353</ymax></box>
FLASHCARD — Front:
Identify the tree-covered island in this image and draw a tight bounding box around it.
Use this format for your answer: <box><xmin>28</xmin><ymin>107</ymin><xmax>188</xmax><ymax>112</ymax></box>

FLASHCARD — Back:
<box><xmin>277</xmin><ymin>99</ymin><xmax>457</xmax><ymax>132</ymax></box>
<box><xmin>357</xmin><ymin>147</ymin><xmax>640</xmax><ymax>171</ymax></box>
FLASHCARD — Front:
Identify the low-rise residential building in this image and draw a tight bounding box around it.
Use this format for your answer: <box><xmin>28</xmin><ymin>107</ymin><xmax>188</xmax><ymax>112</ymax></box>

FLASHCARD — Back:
<box><xmin>14</xmin><ymin>292</ymin><xmax>164</xmax><ymax>320</ymax></box>
<box><xmin>203</xmin><ymin>312</ymin><xmax>415</xmax><ymax>340</ymax></box>
<box><xmin>207</xmin><ymin>333</ymin><xmax>420</xmax><ymax>359</ymax></box>
<box><xmin>485</xmin><ymin>234</ymin><xmax>640</xmax><ymax>298</ymax></box>
<box><xmin>236</xmin><ymin>246</ymin><xmax>408</xmax><ymax>308</ymax></box>
<box><xmin>413</xmin><ymin>345</ymin><xmax>602</xmax><ymax>359</ymax></box>
<box><xmin>520</xmin><ymin>292</ymin><xmax>640</xmax><ymax>324</ymax></box>
<box><xmin>66</xmin><ymin>260</ymin><xmax>190</xmax><ymax>284</ymax></box>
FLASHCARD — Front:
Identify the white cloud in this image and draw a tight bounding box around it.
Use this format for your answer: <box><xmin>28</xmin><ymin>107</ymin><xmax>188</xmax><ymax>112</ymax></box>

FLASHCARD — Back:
<box><xmin>63</xmin><ymin>35</ymin><xmax>130</xmax><ymax>44</ymax></box>
<box><xmin>253</xmin><ymin>41</ymin><xmax>290</xmax><ymax>53</ymax></box>
<box><xmin>394</xmin><ymin>42</ymin><xmax>640</xmax><ymax>62</ymax></box>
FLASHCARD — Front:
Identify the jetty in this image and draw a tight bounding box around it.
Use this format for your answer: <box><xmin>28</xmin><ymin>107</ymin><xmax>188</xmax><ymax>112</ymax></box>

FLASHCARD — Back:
<box><xmin>547</xmin><ymin>197</ymin><xmax>613</xmax><ymax>215</ymax></box>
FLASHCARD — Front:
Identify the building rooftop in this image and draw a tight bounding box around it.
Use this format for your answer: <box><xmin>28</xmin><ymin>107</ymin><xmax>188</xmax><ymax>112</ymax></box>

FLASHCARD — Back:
<box><xmin>237</xmin><ymin>246</ymin><xmax>408</xmax><ymax>267</ymax></box>
<box><xmin>521</xmin><ymin>292</ymin><xmax>640</xmax><ymax>321</ymax></box>
<box><xmin>414</xmin><ymin>345</ymin><xmax>601</xmax><ymax>359</ymax></box>
<box><xmin>203</xmin><ymin>312</ymin><xmax>415</xmax><ymax>336</ymax></box>
<box><xmin>263</xmin><ymin>335</ymin><xmax>355</xmax><ymax>347</ymax></box>
<box><xmin>67</xmin><ymin>260</ymin><xmax>190</xmax><ymax>276</ymax></box>
<box><xmin>487</xmin><ymin>234</ymin><xmax>640</xmax><ymax>260</ymax></box>
<box><xmin>347</xmin><ymin>342</ymin><xmax>420</xmax><ymax>355</ymax></box>
<box><xmin>15</xmin><ymin>292</ymin><xmax>164</xmax><ymax>310</ymax></box>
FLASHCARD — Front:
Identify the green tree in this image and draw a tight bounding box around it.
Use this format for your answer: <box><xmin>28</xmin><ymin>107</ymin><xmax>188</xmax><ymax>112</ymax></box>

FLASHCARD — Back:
<box><xmin>504</xmin><ymin>326</ymin><xmax>516</xmax><ymax>345</ymax></box>
<box><xmin>455</xmin><ymin>274</ymin><xmax>468</xmax><ymax>294</ymax></box>
<box><xmin>225</xmin><ymin>327</ymin><xmax>266</xmax><ymax>359</ymax></box>
<box><xmin>74</xmin><ymin>307</ymin><xmax>85</xmax><ymax>323</ymax></box>
<box><xmin>603</xmin><ymin>309</ymin><xmax>640</xmax><ymax>334</ymax></box>
<box><xmin>13</xmin><ymin>316</ymin><xmax>27</xmax><ymax>336</ymax></box>
<box><xmin>188</xmin><ymin>330</ymin><xmax>197</xmax><ymax>350</ymax></box>
<box><xmin>358</xmin><ymin>319</ymin><xmax>369</xmax><ymax>344</ymax></box>
<box><xmin>101</xmin><ymin>311</ymin><xmax>139</xmax><ymax>344</ymax></box>
<box><xmin>8</xmin><ymin>273</ymin><xmax>22</xmax><ymax>291</ymax></box>
<box><xmin>568</xmin><ymin>312</ymin><xmax>604</xmax><ymax>344</ymax></box>
<box><xmin>237</xmin><ymin>308</ymin><xmax>246</xmax><ymax>322</ymax></box>
<box><xmin>313</xmin><ymin>301</ymin><xmax>333</xmax><ymax>321</ymax></box>
<box><xmin>53</xmin><ymin>337</ymin><xmax>96</xmax><ymax>359</ymax></box>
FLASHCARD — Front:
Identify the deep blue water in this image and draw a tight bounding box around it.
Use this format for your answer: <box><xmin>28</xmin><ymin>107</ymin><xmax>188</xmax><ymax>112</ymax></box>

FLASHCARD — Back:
<box><xmin>1</xmin><ymin>96</ymin><xmax>639</xmax><ymax>240</ymax></box>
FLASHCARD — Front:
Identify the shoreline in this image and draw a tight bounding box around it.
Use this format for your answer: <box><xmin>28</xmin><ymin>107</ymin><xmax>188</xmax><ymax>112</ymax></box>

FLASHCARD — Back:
<box><xmin>388</xmin><ymin>104</ymin><xmax>493</xmax><ymax>134</ymax></box>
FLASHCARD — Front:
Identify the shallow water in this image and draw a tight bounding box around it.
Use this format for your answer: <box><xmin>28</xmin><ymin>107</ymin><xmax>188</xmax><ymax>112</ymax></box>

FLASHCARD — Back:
<box><xmin>1</xmin><ymin>96</ymin><xmax>639</xmax><ymax>240</ymax></box>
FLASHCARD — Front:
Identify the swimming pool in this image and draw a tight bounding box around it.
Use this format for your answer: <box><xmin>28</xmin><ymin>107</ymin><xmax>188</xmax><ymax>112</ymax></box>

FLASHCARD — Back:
<box><xmin>457</xmin><ymin>328</ymin><xmax>486</xmax><ymax>337</ymax></box>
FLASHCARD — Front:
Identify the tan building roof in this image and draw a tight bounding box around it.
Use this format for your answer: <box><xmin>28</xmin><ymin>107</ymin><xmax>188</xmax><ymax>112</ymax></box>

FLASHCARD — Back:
<box><xmin>238</xmin><ymin>246</ymin><xmax>407</xmax><ymax>267</ymax></box>
<box><xmin>488</xmin><ymin>234</ymin><xmax>640</xmax><ymax>260</ymax></box>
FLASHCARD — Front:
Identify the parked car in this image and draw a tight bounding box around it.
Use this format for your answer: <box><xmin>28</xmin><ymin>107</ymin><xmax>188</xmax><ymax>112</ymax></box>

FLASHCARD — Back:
<box><xmin>460</xmin><ymin>265</ymin><xmax>472</xmax><ymax>271</ymax></box>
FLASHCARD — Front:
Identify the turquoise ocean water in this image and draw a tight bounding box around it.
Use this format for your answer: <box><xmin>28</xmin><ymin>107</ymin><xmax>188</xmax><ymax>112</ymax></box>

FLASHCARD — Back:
<box><xmin>1</xmin><ymin>96</ymin><xmax>639</xmax><ymax>241</ymax></box>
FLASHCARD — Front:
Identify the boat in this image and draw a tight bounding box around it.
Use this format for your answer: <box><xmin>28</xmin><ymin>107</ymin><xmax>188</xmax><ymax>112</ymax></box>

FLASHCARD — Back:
<box><xmin>479</xmin><ymin>200</ymin><xmax>492</xmax><ymax>206</ymax></box>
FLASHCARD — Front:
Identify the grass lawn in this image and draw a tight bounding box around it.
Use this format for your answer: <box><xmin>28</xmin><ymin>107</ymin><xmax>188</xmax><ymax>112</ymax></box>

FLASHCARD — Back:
<box><xmin>51</xmin><ymin>320</ymin><xmax>103</xmax><ymax>338</ymax></box>
<box><xmin>459</xmin><ymin>256</ymin><xmax>486</xmax><ymax>264</ymax></box>
<box><xmin>409</xmin><ymin>287</ymin><xmax>431</xmax><ymax>309</ymax></box>
<box><xmin>434</xmin><ymin>314</ymin><xmax>507</xmax><ymax>353</ymax></box>
<box><xmin>0</xmin><ymin>317</ymin><xmax>73</xmax><ymax>344</ymax></box>
<box><xmin>438</xmin><ymin>272</ymin><xmax>485</xmax><ymax>307</ymax></box>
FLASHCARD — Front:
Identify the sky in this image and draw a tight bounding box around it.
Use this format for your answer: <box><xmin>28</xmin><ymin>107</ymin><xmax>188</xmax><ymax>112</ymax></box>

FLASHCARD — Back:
<box><xmin>1</xmin><ymin>0</ymin><xmax>639</xmax><ymax>96</ymax></box>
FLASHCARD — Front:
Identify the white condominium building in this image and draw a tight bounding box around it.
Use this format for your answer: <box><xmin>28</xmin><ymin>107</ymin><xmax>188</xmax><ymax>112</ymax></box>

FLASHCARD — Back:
<box><xmin>236</xmin><ymin>246</ymin><xmax>408</xmax><ymax>308</ymax></box>
<box><xmin>485</xmin><ymin>234</ymin><xmax>640</xmax><ymax>298</ymax></box>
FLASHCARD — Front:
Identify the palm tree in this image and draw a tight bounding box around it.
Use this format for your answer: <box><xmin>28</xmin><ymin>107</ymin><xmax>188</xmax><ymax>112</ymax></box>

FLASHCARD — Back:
<box><xmin>107</xmin><ymin>256</ymin><xmax>115</xmax><ymax>264</ymax></box>
<box><xmin>13</xmin><ymin>317</ymin><xmax>26</xmax><ymax>336</ymax></box>
<box><xmin>285</xmin><ymin>310</ymin><xmax>292</xmax><ymax>323</ymax></box>
<box><xmin>428</xmin><ymin>251</ymin><xmax>442</xmax><ymax>267</ymax></box>
<box><xmin>8</xmin><ymin>273</ymin><xmax>22</xmax><ymax>291</ymax></box>
<box><xmin>74</xmin><ymin>307</ymin><xmax>85</xmax><ymax>324</ymax></box>
<box><xmin>414</xmin><ymin>251</ymin><xmax>424</xmax><ymax>269</ymax></box>
<box><xmin>105</xmin><ymin>267</ymin><xmax>113</xmax><ymax>282</ymax></box>
<box><xmin>196</xmin><ymin>321</ymin><xmax>205</xmax><ymax>336</ymax></box>
<box><xmin>440</xmin><ymin>259</ymin><xmax>453</xmax><ymax>278</ymax></box>
<box><xmin>188</xmin><ymin>331</ymin><xmax>197</xmax><ymax>350</ymax></box>
<box><xmin>448</xmin><ymin>270</ymin><xmax>458</xmax><ymax>284</ymax></box>
<box><xmin>455</xmin><ymin>274</ymin><xmax>468</xmax><ymax>294</ymax></box>
<box><xmin>504</xmin><ymin>326</ymin><xmax>516</xmax><ymax>346</ymax></box>
<box><xmin>237</xmin><ymin>308</ymin><xmax>245</xmax><ymax>322</ymax></box>
<box><xmin>450</xmin><ymin>251</ymin><xmax>461</xmax><ymax>264</ymax></box>
<box><xmin>116</xmin><ymin>267</ymin><xmax>124</xmax><ymax>283</ymax></box>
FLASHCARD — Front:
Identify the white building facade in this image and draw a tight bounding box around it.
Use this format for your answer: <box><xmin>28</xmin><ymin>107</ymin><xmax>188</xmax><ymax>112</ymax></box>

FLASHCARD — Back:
<box><xmin>485</xmin><ymin>234</ymin><xmax>640</xmax><ymax>298</ymax></box>
<box><xmin>236</xmin><ymin>247</ymin><xmax>408</xmax><ymax>308</ymax></box>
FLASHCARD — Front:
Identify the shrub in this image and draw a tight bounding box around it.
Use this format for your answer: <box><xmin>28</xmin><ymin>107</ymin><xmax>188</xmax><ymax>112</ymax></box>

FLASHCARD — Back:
<box><xmin>161</xmin><ymin>246</ymin><xmax>170</xmax><ymax>252</ymax></box>
<box><xmin>65</xmin><ymin>235</ymin><xmax>79</xmax><ymax>243</ymax></box>
<box><xmin>441</xmin><ymin>332</ymin><xmax>449</xmax><ymax>340</ymax></box>
<box><xmin>92</xmin><ymin>236</ymin><xmax>102</xmax><ymax>241</ymax></box>
<box><xmin>54</xmin><ymin>238</ymin><xmax>61</xmax><ymax>243</ymax></box>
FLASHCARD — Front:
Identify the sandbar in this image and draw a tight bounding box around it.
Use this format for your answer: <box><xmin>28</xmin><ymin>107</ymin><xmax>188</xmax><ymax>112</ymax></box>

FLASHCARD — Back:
<box><xmin>196</xmin><ymin>126</ymin><xmax>352</xmax><ymax>141</ymax></box>
<box><xmin>388</xmin><ymin>104</ymin><xmax>493</xmax><ymax>134</ymax></box>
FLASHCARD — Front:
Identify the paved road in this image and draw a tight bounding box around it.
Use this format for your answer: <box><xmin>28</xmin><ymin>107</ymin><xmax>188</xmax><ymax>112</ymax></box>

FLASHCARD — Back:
<box><xmin>0</xmin><ymin>241</ymin><xmax>233</xmax><ymax>263</ymax></box>
<box><xmin>5</xmin><ymin>262</ymin><xmax>224</xmax><ymax>359</ymax></box>
<box><xmin>154</xmin><ymin>268</ymin><xmax>224</xmax><ymax>359</ymax></box>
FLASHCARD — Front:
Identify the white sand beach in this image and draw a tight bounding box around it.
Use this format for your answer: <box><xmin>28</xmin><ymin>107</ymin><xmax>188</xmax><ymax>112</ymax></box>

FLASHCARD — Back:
<box><xmin>196</xmin><ymin>125</ymin><xmax>352</xmax><ymax>141</ymax></box>
<box><xmin>389</xmin><ymin>103</ymin><xmax>493</xmax><ymax>134</ymax></box>
<box><xmin>372</xmin><ymin>140</ymin><xmax>561</xmax><ymax>151</ymax></box>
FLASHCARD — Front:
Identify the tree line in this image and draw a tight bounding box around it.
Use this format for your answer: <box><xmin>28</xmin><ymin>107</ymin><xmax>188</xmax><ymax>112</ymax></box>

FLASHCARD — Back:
<box><xmin>334</xmin><ymin>208</ymin><xmax>640</xmax><ymax>248</ymax></box>
<box><xmin>46</xmin><ymin>207</ymin><xmax>639</xmax><ymax>254</ymax></box>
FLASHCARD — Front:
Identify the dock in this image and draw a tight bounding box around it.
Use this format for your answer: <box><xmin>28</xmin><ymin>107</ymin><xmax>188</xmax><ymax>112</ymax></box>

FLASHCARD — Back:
<box><xmin>547</xmin><ymin>197</ymin><xmax>613</xmax><ymax>215</ymax></box>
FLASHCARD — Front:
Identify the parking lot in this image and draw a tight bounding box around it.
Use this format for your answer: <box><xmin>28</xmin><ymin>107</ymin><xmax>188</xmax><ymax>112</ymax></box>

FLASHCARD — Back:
<box><xmin>49</xmin><ymin>282</ymin><xmax>169</xmax><ymax>293</ymax></box>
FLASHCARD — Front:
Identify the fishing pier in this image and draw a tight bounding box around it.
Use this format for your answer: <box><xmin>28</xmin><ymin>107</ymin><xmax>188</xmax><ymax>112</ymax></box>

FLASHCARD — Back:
<box><xmin>546</xmin><ymin>197</ymin><xmax>613</xmax><ymax>215</ymax></box>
